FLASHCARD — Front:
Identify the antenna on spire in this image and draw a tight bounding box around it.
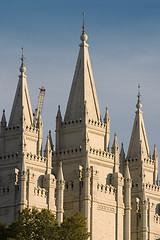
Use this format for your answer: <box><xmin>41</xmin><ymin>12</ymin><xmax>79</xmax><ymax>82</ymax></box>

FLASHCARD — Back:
<box><xmin>136</xmin><ymin>84</ymin><xmax>142</xmax><ymax>110</ymax></box>
<box><xmin>82</xmin><ymin>11</ymin><xmax>85</xmax><ymax>34</ymax></box>
<box><xmin>137</xmin><ymin>84</ymin><xmax>141</xmax><ymax>103</ymax></box>
<box><xmin>21</xmin><ymin>47</ymin><xmax>24</xmax><ymax>66</ymax></box>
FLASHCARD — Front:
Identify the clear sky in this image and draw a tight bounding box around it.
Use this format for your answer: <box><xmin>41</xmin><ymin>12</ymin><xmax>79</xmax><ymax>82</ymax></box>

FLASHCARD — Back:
<box><xmin>0</xmin><ymin>0</ymin><xmax>160</xmax><ymax>167</ymax></box>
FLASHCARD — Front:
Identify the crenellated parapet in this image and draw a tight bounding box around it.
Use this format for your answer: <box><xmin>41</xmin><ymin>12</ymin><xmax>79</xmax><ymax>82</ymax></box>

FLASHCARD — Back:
<box><xmin>26</xmin><ymin>152</ymin><xmax>46</xmax><ymax>164</ymax></box>
<box><xmin>60</xmin><ymin>118</ymin><xmax>82</xmax><ymax>128</ymax></box>
<box><xmin>34</xmin><ymin>187</ymin><xmax>48</xmax><ymax>198</ymax></box>
<box><xmin>25</xmin><ymin>125</ymin><xmax>39</xmax><ymax>134</ymax></box>
<box><xmin>88</xmin><ymin>119</ymin><xmax>106</xmax><ymax>129</ymax></box>
<box><xmin>126</xmin><ymin>157</ymin><xmax>154</xmax><ymax>166</ymax></box>
<box><xmin>144</xmin><ymin>183</ymin><xmax>160</xmax><ymax>194</ymax></box>
<box><xmin>154</xmin><ymin>214</ymin><xmax>160</xmax><ymax>224</ymax></box>
<box><xmin>89</xmin><ymin>147</ymin><xmax>114</xmax><ymax>159</ymax></box>
<box><xmin>0</xmin><ymin>153</ymin><xmax>19</xmax><ymax>165</ymax></box>
<box><xmin>0</xmin><ymin>186</ymin><xmax>10</xmax><ymax>195</ymax></box>
<box><xmin>97</xmin><ymin>183</ymin><xmax>115</xmax><ymax>196</ymax></box>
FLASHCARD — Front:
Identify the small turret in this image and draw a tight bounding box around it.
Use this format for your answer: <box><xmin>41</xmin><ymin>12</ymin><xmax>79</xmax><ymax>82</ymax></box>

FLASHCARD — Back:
<box><xmin>44</xmin><ymin>131</ymin><xmax>53</xmax><ymax>174</ymax></box>
<box><xmin>152</xmin><ymin>144</ymin><xmax>158</xmax><ymax>185</ymax></box>
<box><xmin>56</xmin><ymin>105</ymin><xmax>62</xmax><ymax>121</ymax></box>
<box><xmin>124</xmin><ymin>161</ymin><xmax>131</xmax><ymax>180</ymax></box>
<box><xmin>20</xmin><ymin>158</ymin><xmax>27</xmax><ymax>211</ymax></box>
<box><xmin>37</xmin><ymin>114</ymin><xmax>43</xmax><ymax>156</ymax></box>
<box><xmin>141</xmin><ymin>186</ymin><xmax>148</xmax><ymax>239</ymax></box>
<box><xmin>124</xmin><ymin>161</ymin><xmax>132</xmax><ymax>240</ymax></box>
<box><xmin>56</xmin><ymin>162</ymin><xmax>65</xmax><ymax>225</ymax></box>
<box><xmin>82</xmin><ymin>156</ymin><xmax>91</xmax><ymax>232</ymax></box>
<box><xmin>104</xmin><ymin>107</ymin><xmax>110</xmax><ymax>124</ymax></box>
<box><xmin>0</xmin><ymin>110</ymin><xmax>7</xmax><ymax>155</ymax></box>
<box><xmin>104</xmin><ymin>107</ymin><xmax>110</xmax><ymax>152</ymax></box>
<box><xmin>111</xmin><ymin>133</ymin><xmax>119</xmax><ymax>173</ymax></box>
<box><xmin>120</xmin><ymin>143</ymin><xmax>125</xmax><ymax>175</ymax></box>
<box><xmin>56</xmin><ymin>105</ymin><xmax>62</xmax><ymax>152</ymax></box>
<box><xmin>1</xmin><ymin>110</ymin><xmax>7</xmax><ymax>128</ymax></box>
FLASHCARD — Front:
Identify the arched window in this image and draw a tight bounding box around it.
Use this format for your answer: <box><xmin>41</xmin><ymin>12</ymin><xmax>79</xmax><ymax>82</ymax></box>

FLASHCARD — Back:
<box><xmin>156</xmin><ymin>203</ymin><xmax>160</xmax><ymax>215</ymax></box>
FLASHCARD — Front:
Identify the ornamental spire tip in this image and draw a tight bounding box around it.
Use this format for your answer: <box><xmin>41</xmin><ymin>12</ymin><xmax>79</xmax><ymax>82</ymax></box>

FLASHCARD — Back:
<box><xmin>80</xmin><ymin>11</ymin><xmax>88</xmax><ymax>43</ymax></box>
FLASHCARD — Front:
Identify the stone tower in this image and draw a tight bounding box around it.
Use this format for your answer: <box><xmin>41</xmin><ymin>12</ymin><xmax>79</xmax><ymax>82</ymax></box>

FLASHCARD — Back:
<box><xmin>53</xmin><ymin>17</ymin><xmax>124</xmax><ymax>240</ymax></box>
<box><xmin>124</xmin><ymin>86</ymin><xmax>160</xmax><ymax>240</ymax></box>
<box><xmin>0</xmin><ymin>50</ymin><xmax>59</xmax><ymax>225</ymax></box>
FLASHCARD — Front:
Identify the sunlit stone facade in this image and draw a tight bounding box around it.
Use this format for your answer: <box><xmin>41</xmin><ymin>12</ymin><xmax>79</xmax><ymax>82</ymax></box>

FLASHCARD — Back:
<box><xmin>0</xmin><ymin>22</ymin><xmax>160</xmax><ymax>240</ymax></box>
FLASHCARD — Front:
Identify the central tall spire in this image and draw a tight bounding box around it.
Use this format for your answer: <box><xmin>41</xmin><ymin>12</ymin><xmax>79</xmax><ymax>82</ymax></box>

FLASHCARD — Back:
<box><xmin>64</xmin><ymin>13</ymin><xmax>101</xmax><ymax>122</ymax></box>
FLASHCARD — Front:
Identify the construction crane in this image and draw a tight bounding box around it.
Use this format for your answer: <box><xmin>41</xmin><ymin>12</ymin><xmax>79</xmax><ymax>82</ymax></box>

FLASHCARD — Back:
<box><xmin>33</xmin><ymin>86</ymin><xmax>46</xmax><ymax>127</ymax></box>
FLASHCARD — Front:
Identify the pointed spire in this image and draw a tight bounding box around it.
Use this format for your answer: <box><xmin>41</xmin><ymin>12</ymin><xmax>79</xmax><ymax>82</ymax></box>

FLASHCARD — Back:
<box><xmin>49</xmin><ymin>130</ymin><xmax>54</xmax><ymax>151</ymax></box>
<box><xmin>8</xmin><ymin>48</ymin><xmax>33</xmax><ymax>127</ymax></box>
<box><xmin>120</xmin><ymin>143</ymin><xmax>125</xmax><ymax>159</ymax></box>
<box><xmin>57</xmin><ymin>162</ymin><xmax>64</xmax><ymax>182</ymax></box>
<box><xmin>64</xmin><ymin>14</ymin><xmax>100</xmax><ymax>122</ymax></box>
<box><xmin>127</xmin><ymin>87</ymin><xmax>150</xmax><ymax>160</ymax></box>
<box><xmin>124</xmin><ymin>161</ymin><xmax>131</xmax><ymax>179</ymax></box>
<box><xmin>104</xmin><ymin>107</ymin><xmax>110</xmax><ymax>124</ymax></box>
<box><xmin>44</xmin><ymin>130</ymin><xmax>54</xmax><ymax>153</ymax></box>
<box><xmin>45</xmin><ymin>132</ymin><xmax>52</xmax><ymax>153</ymax></box>
<box><xmin>152</xmin><ymin>144</ymin><xmax>158</xmax><ymax>160</ymax></box>
<box><xmin>1</xmin><ymin>110</ymin><xmax>7</xmax><ymax>127</ymax></box>
<box><xmin>111</xmin><ymin>133</ymin><xmax>119</xmax><ymax>153</ymax></box>
<box><xmin>56</xmin><ymin>105</ymin><xmax>62</xmax><ymax>120</ymax></box>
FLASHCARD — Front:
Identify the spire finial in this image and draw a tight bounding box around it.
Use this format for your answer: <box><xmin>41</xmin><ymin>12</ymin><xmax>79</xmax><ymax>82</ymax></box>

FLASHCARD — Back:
<box><xmin>82</xmin><ymin>11</ymin><xmax>85</xmax><ymax>34</ymax></box>
<box><xmin>21</xmin><ymin>47</ymin><xmax>24</xmax><ymax>66</ymax></box>
<box><xmin>19</xmin><ymin>46</ymin><xmax>26</xmax><ymax>73</ymax></box>
<box><xmin>80</xmin><ymin>12</ymin><xmax>88</xmax><ymax>43</ymax></box>
<box><xmin>136</xmin><ymin>84</ymin><xmax>142</xmax><ymax>110</ymax></box>
<box><xmin>138</xmin><ymin>84</ymin><xmax>141</xmax><ymax>103</ymax></box>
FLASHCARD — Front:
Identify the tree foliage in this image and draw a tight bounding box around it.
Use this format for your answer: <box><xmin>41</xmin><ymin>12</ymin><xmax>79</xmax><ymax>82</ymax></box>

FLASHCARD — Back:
<box><xmin>0</xmin><ymin>208</ymin><xmax>90</xmax><ymax>240</ymax></box>
<box><xmin>0</xmin><ymin>222</ymin><xmax>8</xmax><ymax>240</ymax></box>
<box><xmin>7</xmin><ymin>208</ymin><xmax>59</xmax><ymax>240</ymax></box>
<box><xmin>60</xmin><ymin>212</ymin><xmax>90</xmax><ymax>240</ymax></box>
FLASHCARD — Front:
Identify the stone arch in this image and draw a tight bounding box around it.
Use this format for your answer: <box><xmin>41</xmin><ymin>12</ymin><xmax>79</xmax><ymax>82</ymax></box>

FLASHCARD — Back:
<box><xmin>155</xmin><ymin>203</ymin><xmax>160</xmax><ymax>215</ymax></box>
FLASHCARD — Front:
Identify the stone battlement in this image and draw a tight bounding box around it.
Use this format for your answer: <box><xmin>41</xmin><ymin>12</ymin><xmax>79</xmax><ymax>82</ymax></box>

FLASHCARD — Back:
<box><xmin>25</xmin><ymin>125</ymin><xmax>38</xmax><ymax>134</ymax></box>
<box><xmin>26</xmin><ymin>153</ymin><xmax>46</xmax><ymax>164</ymax></box>
<box><xmin>97</xmin><ymin>183</ymin><xmax>115</xmax><ymax>195</ymax></box>
<box><xmin>89</xmin><ymin>147</ymin><xmax>114</xmax><ymax>160</ymax></box>
<box><xmin>61</xmin><ymin>118</ymin><xmax>82</xmax><ymax>127</ymax></box>
<box><xmin>0</xmin><ymin>186</ymin><xmax>10</xmax><ymax>195</ymax></box>
<box><xmin>54</xmin><ymin>146</ymin><xmax>82</xmax><ymax>157</ymax></box>
<box><xmin>34</xmin><ymin>187</ymin><xmax>47</xmax><ymax>197</ymax></box>
<box><xmin>88</xmin><ymin>119</ymin><xmax>106</xmax><ymax>129</ymax></box>
<box><xmin>154</xmin><ymin>214</ymin><xmax>160</xmax><ymax>224</ymax></box>
<box><xmin>144</xmin><ymin>183</ymin><xmax>160</xmax><ymax>193</ymax></box>
<box><xmin>0</xmin><ymin>153</ymin><xmax>19</xmax><ymax>165</ymax></box>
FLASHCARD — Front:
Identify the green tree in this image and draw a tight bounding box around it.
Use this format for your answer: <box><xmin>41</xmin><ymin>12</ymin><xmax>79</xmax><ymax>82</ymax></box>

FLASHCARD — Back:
<box><xmin>8</xmin><ymin>208</ymin><xmax>59</xmax><ymax>240</ymax></box>
<box><xmin>59</xmin><ymin>212</ymin><xmax>90</xmax><ymax>240</ymax></box>
<box><xmin>6</xmin><ymin>208</ymin><xmax>90</xmax><ymax>240</ymax></box>
<box><xmin>0</xmin><ymin>222</ymin><xmax>8</xmax><ymax>240</ymax></box>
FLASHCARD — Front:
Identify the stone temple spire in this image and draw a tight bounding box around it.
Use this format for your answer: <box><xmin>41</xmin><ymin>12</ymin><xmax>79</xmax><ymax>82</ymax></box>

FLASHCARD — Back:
<box><xmin>64</xmin><ymin>13</ymin><xmax>101</xmax><ymax>122</ymax></box>
<box><xmin>8</xmin><ymin>48</ymin><xmax>33</xmax><ymax>127</ymax></box>
<box><xmin>127</xmin><ymin>85</ymin><xmax>150</xmax><ymax>160</ymax></box>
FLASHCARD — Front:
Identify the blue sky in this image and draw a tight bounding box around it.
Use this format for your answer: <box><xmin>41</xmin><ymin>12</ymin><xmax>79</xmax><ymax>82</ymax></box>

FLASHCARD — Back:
<box><xmin>0</xmin><ymin>0</ymin><xmax>160</xmax><ymax>165</ymax></box>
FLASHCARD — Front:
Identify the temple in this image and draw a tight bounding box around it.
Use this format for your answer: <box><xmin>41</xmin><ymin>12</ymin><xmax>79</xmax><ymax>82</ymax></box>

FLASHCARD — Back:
<box><xmin>0</xmin><ymin>15</ymin><xmax>160</xmax><ymax>240</ymax></box>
